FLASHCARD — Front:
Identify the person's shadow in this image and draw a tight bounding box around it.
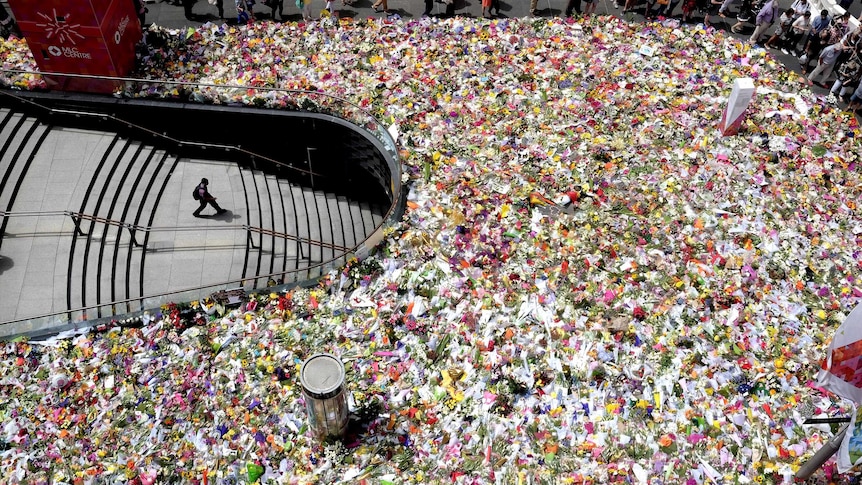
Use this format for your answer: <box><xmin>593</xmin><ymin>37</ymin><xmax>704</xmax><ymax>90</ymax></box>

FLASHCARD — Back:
<box><xmin>196</xmin><ymin>210</ymin><xmax>239</xmax><ymax>221</ymax></box>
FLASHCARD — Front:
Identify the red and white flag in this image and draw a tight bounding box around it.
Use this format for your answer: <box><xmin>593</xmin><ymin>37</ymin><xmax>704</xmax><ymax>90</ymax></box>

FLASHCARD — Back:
<box><xmin>817</xmin><ymin>304</ymin><xmax>862</xmax><ymax>472</ymax></box>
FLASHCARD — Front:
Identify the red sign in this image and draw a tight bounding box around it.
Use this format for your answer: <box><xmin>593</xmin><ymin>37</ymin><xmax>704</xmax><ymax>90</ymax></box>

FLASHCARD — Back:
<box><xmin>8</xmin><ymin>0</ymin><xmax>142</xmax><ymax>93</ymax></box>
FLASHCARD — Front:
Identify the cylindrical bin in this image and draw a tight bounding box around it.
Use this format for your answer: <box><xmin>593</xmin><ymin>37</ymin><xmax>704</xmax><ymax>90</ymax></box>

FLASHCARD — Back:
<box><xmin>300</xmin><ymin>353</ymin><xmax>349</xmax><ymax>439</ymax></box>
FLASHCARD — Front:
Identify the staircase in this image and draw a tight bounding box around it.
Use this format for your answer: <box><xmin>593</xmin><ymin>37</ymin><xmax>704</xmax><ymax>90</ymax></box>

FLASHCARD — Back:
<box><xmin>238</xmin><ymin>167</ymin><xmax>387</xmax><ymax>288</ymax></box>
<box><xmin>0</xmin><ymin>104</ymin><xmax>394</xmax><ymax>335</ymax></box>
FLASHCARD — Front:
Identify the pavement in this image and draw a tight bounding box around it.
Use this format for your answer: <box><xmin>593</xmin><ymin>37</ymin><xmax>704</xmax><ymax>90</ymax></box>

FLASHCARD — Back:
<box><xmin>141</xmin><ymin>0</ymin><xmax>861</xmax><ymax>101</ymax></box>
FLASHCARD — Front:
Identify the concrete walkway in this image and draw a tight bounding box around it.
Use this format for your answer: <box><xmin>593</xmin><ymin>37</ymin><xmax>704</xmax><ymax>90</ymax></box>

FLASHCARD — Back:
<box><xmin>0</xmin><ymin>109</ymin><xmax>385</xmax><ymax>338</ymax></box>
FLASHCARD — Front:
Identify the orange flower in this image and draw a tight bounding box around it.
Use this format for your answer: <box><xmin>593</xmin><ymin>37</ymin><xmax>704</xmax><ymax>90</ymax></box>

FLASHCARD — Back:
<box><xmin>658</xmin><ymin>434</ymin><xmax>674</xmax><ymax>448</ymax></box>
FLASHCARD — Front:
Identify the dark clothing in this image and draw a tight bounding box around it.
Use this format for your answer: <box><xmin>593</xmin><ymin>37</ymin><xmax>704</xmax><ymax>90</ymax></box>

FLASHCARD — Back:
<box><xmin>423</xmin><ymin>0</ymin><xmax>433</xmax><ymax>14</ymax></box>
<box><xmin>565</xmin><ymin>0</ymin><xmax>582</xmax><ymax>15</ymax></box>
<box><xmin>193</xmin><ymin>183</ymin><xmax>225</xmax><ymax>217</ymax></box>
<box><xmin>265</xmin><ymin>0</ymin><xmax>283</xmax><ymax>19</ymax></box>
<box><xmin>134</xmin><ymin>0</ymin><xmax>148</xmax><ymax>25</ymax></box>
<box><xmin>182</xmin><ymin>0</ymin><xmax>196</xmax><ymax>19</ymax></box>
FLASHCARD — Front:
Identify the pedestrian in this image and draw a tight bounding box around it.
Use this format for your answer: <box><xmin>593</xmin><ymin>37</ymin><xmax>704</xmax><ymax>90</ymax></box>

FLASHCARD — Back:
<box><xmin>582</xmin><ymin>0</ymin><xmax>597</xmax><ymax>15</ymax></box>
<box><xmin>482</xmin><ymin>0</ymin><xmax>492</xmax><ymax>18</ymax></box>
<box><xmin>192</xmin><ymin>178</ymin><xmax>228</xmax><ymax>218</ymax></box>
<box><xmin>0</xmin><ymin>4</ymin><xmax>20</xmax><ymax>38</ymax></box>
<box><xmin>422</xmin><ymin>0</ymin><xmax>434</xmax><ymax>16</ymax></box>
<box><xmin>749</xmin><ymin>0</ymin><xmax>778</xmax><ymax>44</ymax></box>
<box><xmin>729</xmin><ymin>0</ymin><xmax>754</xmax><ymax>33</ymax></box>
<box><xmin>830</xmin><ymin>42</ymin><xmax>862</xmax><ymax>101</ymax></box>
<box><xmin>800</xmin><ymin>28</ymin><xmax>829</xmax><ymax>73</ymax></box>
<box><xmin>802</xmin><ymin>8</ymin><xmax>831</xmax><ymax>45</ymax></box>
<box><xmin>659</xmin><ymin>0</ymin><xmax>679</xmax><ymax>17</ymax></box>
<box><xmin>681</xmin><ymin>0</ymin><xmax>698</xmax><ymax>22</ymax></box>
<box><xmin>265</xmin><ymin>0</ymin><xmax>283</xmax><ymax>19</ymax></box>
<box><xmin>702</xmin><ymin>0</ymin><xmax>725</xmax><ymax>27</ymax></box>
<box><xmin>808</xmin><ymin>40</ymin><xmax>847</xmax><ymax>86</ymax></box>
<box><xmin>811</xmin><ymin>8</ymin><xmax>831</xmax><ymax>33</ymax></box>
<box><xmin>785</xmin><ymin>10</ymin><xmax>811</xmax><ymax>54</ymax></box>
<box><xmin>133</xmin><ymin>0</ymin><xmax>148</xmax><ymax>26</ymax></box>
<box><xmin>565</xmin><ymin>0</ymin><xmax>582</xmax><ymax>17</ymax></box>
<box><xmin>530</xmin><ymin>0</ymin><xmax>539</xmax><ymax>16</ymax></box>
<box><xmin>788</xmin><ymin>0</ymin><xmax>809</xmax><ymax>19</ymax></box>
<box><xmin>764</xmin><ymin>9</ymin><xmax>794</xmax><ymax>48</ymax></box>
<box><xmin>215</xmin><ymin>0</ymin><xmax>225</xmax><ymax>18</ymax></box>
<box><xmin>371</xmin><ymin>0</ymin><xmax>389</xmax><ymax>14</ymax></box>
<box><xmin>237</xmin><ymin>0</ymin><xmax>256</xmax><ymax>21</ymax></box>
<box><xmin>846</xmin><ymin>77</ymin><xmax>862</xmax><ymax>113</ymax></box>
<box><xmin>182</xmin><ymin>0</ymin><xmax>196</xmax><ymax>20</ymax></box>
<box><xmin>297</xmin><ymin>0</ymin><xmax>313</xmax><ymax>19</ymax></box>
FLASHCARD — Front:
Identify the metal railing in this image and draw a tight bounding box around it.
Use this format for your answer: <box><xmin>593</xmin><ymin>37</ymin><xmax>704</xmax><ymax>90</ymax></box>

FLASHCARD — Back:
<box><xmin>0</xmin><ymin>88</ymin><xmax>324</xmax><ymax>179</ymax></box>
<box><xmin>0</xmin><ymin>77</ymin><xmax>403</xmax><ymax>336</ymax></box>
<box><xmin>0</xmin><ymin>69</ymin><xmax>399</xmax><ymax>160</ymax></box>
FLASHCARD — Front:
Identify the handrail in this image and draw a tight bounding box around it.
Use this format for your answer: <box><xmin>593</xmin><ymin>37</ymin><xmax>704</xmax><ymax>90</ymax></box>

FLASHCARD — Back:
<box><xmin>245</xmin><ymin>225</ymin><xmax>349</xmax><ymax>252</ymax></box>
<box><xmin>0</xmin><ymin>69</ymin><xmax>403</xmax><ymax>331</ymax></box>
<box><xmin>0</xmin><ymin>251</ymin><xmax>351</xmax><ymax>326</ymax></box>
<box><xmin>2</xmin><ymin>209</ymin><xmax>349</xmax><ymax>250</ymax></box>
<box><xmin>0</xmin><ymin>209</ymin><xmax>68</xmax><ymax>217</ymax></box>
<box><xmin>0</xmin><ymin>68</ymin><xmax>399</xmax><ymax>153</ymax></box>
<box><xmin>0</xmin><ymin>89</ymin><xmax>323</xmax><ymax>179</ymax></box>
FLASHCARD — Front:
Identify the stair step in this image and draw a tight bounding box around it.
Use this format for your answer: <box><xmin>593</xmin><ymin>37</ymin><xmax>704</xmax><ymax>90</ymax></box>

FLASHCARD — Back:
<box><xmin>358</xmin><ymin>202</ymin><xmax>377</xmax><ymax>241</ymax></box>
<box><xmin>277</xmin><ymin>179</ymin><xmax>301</xmax><ymax>263</ymax></box>
<box><xmin>314</xmin><ymin>191</ymin><xmax>336</xmax><ymax>262</ymax></box>
<box><xmin>326</xmin><ymin>193</ymin><xmax>348</xmax><ymax>254</ymax></box>
<box><xmin>303</xmin><ymin>187</ymin><xmax>322</xmax><ymax>263</ymax></box>
<box><xmin>291</xmin><ymin>182</ymin><xmax>312</xmax><ymax>262</ymax></box>
<box><xmin>262</xmin><ymin>173</ymin><xmax>283</xmax><ymax>276</ymax></box>
<box><xmin>76</xmin><ymin>140</ymin><xmax>139</xmax><ymax>312</ymax></box>
<box><xmin>0</xmin><ymin>116</ymin><xmax>40</xmax><ymax>212</ymax></box>
<box><xmin>104</xmin><ymin>145</ymin><xmax>160</xmax><ymax>307</ymax></box>
<box><xmin>335</xmin><ymin>195</ymin><xmax>358</xmax><ymax>249</ymax></box>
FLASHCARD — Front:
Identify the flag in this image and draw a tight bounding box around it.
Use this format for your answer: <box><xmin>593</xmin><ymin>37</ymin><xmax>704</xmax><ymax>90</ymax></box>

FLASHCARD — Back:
<box><xmin>817</xmin><ymin>303</ymin><xmax>862</xmax><ymax>472</ymax></box>
<box><xmin>837</xmin><ymin>404</ymin><xmax>862</xmax><ymax>472</ymax></box>
<box><xmin>818</xmin><ymin>304</ymin><xmax>862</xmax><ymax>404</ymax></box>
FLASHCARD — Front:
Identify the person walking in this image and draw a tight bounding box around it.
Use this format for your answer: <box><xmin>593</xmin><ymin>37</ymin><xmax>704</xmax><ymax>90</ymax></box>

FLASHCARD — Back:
<box><xmin>729</xmin><ymin>0</ymin><xmax>755</xmax><ymax>33</ymax></box>
<box><xmin>808</xmin><ymin>39</ymin><xmax>847</xmax><ymax>86</ymax></box>
<box><xmin>565</xmin><ymin>0</ymin><xmax>582</xmax><ymax>16</ymax></box>
<box><xmin>192</xmin><ymin>178</ymin><xmax>228</xmax><ymax>217</ymax></box>
<box><xmin>830</xmin><ymin>41</ymin><xmax>862</xmax><ymax>101</ymax></box>
<box><xmin>371</xmin><ymin>0</ymin><xmax>389</xmax><ymax>14</ymax></box>
<box><xmin>265</xmin><ymin>0</ymin><xmax>283</xmax><ymax>19</ymax></box>
<box><xmin>800</xmin><ymin>8</ymin><xmax>831</xmax><ymax>47</ymax></box>
<box><xmin>785</xmin><ymin>10</ymin><xmax>811</xmax><ymax>54</ymax></box>
<box><xmin>182</xmin><ymin>0</ymin><xmax>196</xmax><ymax>20</ymax></box>
<box><xmin>788</xmin><ymin>0</ymin><xmax>809</xmax><ymax>19</ymax></box>
<box><xmin>749</xmin><ymin>0</ymin><xmax>778</xmax><ymax>44</ymax></box>
<box><xmin>764</xmin><ymin>9</ymin><xmax>794</xmax><ymax>48</ymax></box>
<box><xmin>132</xmin><ymin>0</ymin><xmax>148</xmax><ymax>26</ymax></box>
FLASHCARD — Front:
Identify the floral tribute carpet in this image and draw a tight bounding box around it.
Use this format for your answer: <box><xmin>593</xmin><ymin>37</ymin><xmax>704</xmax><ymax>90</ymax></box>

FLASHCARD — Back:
<box><xmin>2</xmin><ymin>14</ymin><xmax>862</xmax><ymax>485</ymax></box>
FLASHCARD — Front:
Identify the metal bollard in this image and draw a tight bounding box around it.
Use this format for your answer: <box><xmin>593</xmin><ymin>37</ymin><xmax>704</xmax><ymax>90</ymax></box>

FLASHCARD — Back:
<box><xmin>300</xmin><ymin>353</ymin><xmax>349</xmax><ymax>439</ymax></box>
<box><xmin>795</xmin><ymin>423</ymin><xmax>849</xmax><ymax>480</ymax></box>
